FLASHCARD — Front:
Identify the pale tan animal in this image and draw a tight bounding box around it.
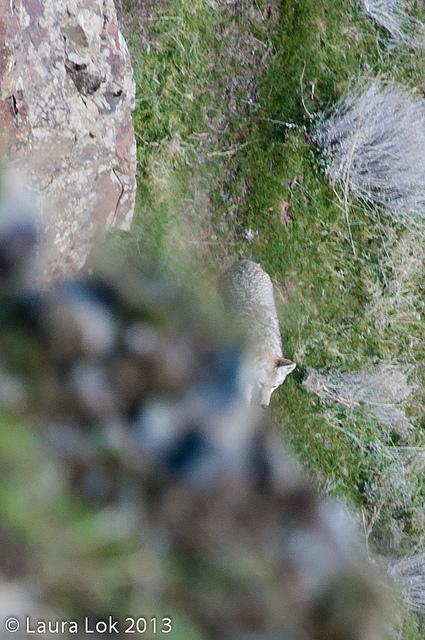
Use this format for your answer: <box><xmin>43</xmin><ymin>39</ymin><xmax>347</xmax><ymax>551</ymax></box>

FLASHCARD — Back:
<box><xmin>220</xmin><ymin>259</ymin><xmax>296</xmax><ymax>407</ymax></box>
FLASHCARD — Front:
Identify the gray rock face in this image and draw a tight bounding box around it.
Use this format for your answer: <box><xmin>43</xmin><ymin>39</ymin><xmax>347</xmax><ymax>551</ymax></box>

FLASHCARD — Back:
<box><xmin>0</xmin><ymin>0</ymin><xmax>137</xmax><ymax>279</ymax></box>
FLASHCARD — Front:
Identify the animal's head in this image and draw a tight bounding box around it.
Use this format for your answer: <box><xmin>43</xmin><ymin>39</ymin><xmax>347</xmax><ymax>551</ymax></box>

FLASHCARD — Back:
<box><xmin>252</xmin><ymin>355</ymin><xmax>296</xmax><ymax>408</ymax></box>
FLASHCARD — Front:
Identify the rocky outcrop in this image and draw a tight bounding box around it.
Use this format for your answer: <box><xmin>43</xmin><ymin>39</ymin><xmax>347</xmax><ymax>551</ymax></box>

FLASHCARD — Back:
<box><xmin>0</xmin><ymin>0</ymin><xmax>137</xmax><ymax>279</ymax></box>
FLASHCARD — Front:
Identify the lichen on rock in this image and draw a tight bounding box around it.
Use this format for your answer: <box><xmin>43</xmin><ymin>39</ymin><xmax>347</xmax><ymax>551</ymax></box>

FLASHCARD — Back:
<box><xmin>0</xmin><ymin>0</ymin><xmax>137</xmax><ymax>280</ymax></box>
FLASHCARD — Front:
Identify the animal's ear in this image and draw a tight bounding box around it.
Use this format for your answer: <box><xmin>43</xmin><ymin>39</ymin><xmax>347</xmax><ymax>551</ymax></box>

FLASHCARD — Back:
<box><xmin>276</xmin><ymin>357</ymin><xmax>296</xmax><ymax>373</ymax></box>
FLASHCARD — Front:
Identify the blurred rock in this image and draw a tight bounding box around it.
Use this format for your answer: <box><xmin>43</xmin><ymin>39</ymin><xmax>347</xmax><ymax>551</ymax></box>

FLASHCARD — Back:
<box><xmin>0</xmin><ymin>0</ymin><xmax>136</xmax><ymax>280</ymax></box>
<box><xmin>0</xmin><ymin>274</ymin><xmax>389</xmax><ymax>640</ymax></box>
<box><xmin>0</xmin><ymin>172</ymin><xmax>38</xmax><ymax>287</ymax></box>
<box><xmin>0</xmin><ymin>197</ymin><xmax>391</xmax><ymax>640</ymax></box>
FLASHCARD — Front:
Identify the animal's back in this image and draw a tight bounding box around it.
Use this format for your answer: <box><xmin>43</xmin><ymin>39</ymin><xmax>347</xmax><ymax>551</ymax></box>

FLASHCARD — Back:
<box><xmin>220</xmin><ymin>259</ymin><xmax>275</xmax><ymax>313</ymax></box>
<box><xmin>220</xmin><ymin>259</ymin><xmax>281</xmax><ymax>352</ymax></box>
<box><xmin>220</xmin><ymin>259</ymin><xmax>295</xmax><ymax>406</ymax></box>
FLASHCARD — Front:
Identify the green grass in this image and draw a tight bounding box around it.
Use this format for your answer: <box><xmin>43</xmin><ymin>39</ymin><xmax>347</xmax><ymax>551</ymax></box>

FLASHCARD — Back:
<box><xmin>116</xmin><ymin>0</ymin><xmax>425</xmax><ymax>635</ymax></box>
<box><xmin>223</xmin><ymin>2</ymin><xmax>425</xmax><ymax>552</ymax></box>
<box><xmin>116</xmin><ymin>0</ymin><xmax>222</xmax><ymax>266</ymax></box>
<box><xmin>1</xmin><ymin>2</ymin><xmax>424</xmax><ymax>635</ymax></box>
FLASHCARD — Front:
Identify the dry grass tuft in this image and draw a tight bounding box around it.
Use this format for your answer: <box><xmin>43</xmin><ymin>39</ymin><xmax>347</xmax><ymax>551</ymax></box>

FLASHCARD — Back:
<box><xmin>359</xmin><ymin>0</ymin><xmax>425</xmax><ymax>48</ymax></box>
<box><xmin>366</xmin><ymin>230</ymin><xmax>425</xmax><ymax>358</ymax></box>
<box><xmin>302</xmin><ymin>363</ymin><xmax>415</xmax><ymax>437</ymax></box>
<box><xmin>388</xmin><ymin>553</ymin><xmax>425</xmax><ymax>613</ymax></box>
<box><xmin>363</xmin><ymin>445</ymin><xmax>423</xmax><ymax>549</ymax></box>
<box><xmin>315</xmin><ymin>79</ymin><xmax>425</xmax><ymax>222</ymax></box>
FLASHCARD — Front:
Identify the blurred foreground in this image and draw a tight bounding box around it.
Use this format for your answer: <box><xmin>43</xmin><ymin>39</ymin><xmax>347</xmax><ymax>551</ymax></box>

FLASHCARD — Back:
<box><xmin>0</xmin><ymin>182</ymin><xmax>389</xmax><ymax>640</ymax></box>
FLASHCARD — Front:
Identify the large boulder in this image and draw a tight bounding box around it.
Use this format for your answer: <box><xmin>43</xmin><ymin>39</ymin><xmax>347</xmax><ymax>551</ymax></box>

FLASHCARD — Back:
<box><xmin>0</xmin><ymin>0</ymin><xmax>137</xmax><ymax>279</ymax></box>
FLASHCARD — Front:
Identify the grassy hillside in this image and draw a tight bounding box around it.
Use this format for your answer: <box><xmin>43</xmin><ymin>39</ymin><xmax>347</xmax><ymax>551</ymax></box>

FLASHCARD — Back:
<box><xmin>117</xmin><ymin>1</ymin><xmax>425</xmax><ymax>636</ymax></box>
